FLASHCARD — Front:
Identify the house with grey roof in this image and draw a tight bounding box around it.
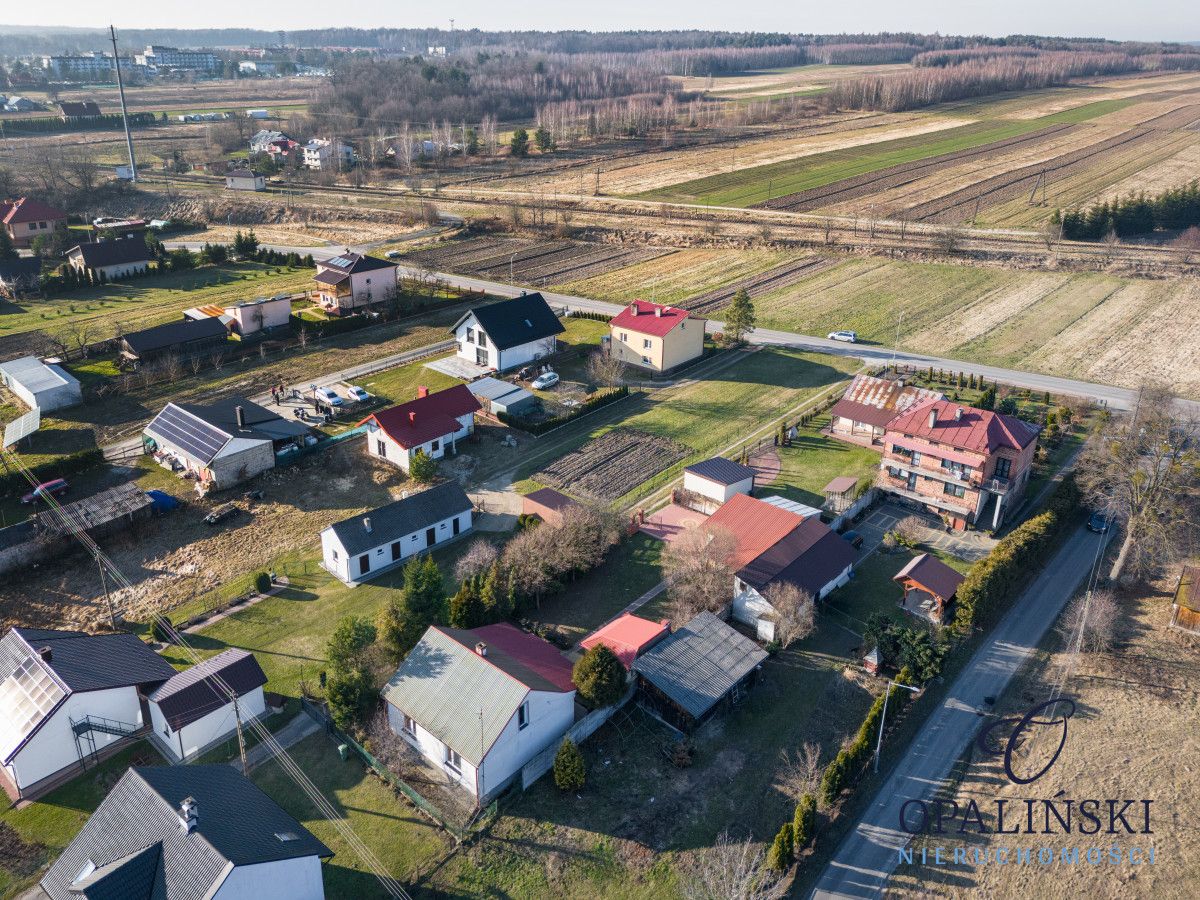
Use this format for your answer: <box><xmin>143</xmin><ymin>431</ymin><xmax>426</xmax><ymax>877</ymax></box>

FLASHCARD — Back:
<box><xmin>0</xmin><ymin>356</ymin><xmax>81</xmax><ymax>412</ymax></box>
<box><xmin>451</xmin><ymin>293</ymin><xmax>565</xmax><ymax>373</ymax></box>
<box><xmin>148</xmin><ymin>649</ymin><xmax>268</xmax><ymax>762</ymax></box>
<box><xmin>681</xmin><ymin>456</ymin><xmax>756</xmax><ymax>512</ymax></box>
<box><xmin>0</xmin><ymin>627</ymin><xmax>177</xmax><ymax>802</ymax></box>
<box><xmin>632</xmin><ymin>612</ymin><xmax>767</xmax><ymax>732</ymax></box>
<box><xmin>382</xmin><ymin>622</ymin><xmax>576</xmax><ymax>802</ymax></box>
<box><xmin>66</xmin><ymin>235</ymin><xmax>153</xmax><ymax>281</ymax></box>
<box><xmin>320</xmin><ymin>481</ymin><xmax>474</xmax><ymax>585</ymax></box>
<box><xmin>40</xmin><ymin>765</ymin><xmax>331</xmax><ymax>900</ymax></box>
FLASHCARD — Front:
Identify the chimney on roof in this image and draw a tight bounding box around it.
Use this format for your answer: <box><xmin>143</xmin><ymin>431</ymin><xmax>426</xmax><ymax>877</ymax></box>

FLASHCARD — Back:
<box><xmin>409</xmin><ymin>411</ymin><xmax>416</xmax><ymax>423</ymax></box>
<box><xmin>928</xmin><ymin>409</ymin><xmax>938</xmax><ymax>429</ymax></box>
<box><xmin>417</xmin><ymin>385</ymin><xmax>428</xmax><ymax>399</ymax></box>
<box><xmin>179</xmin><ymin>797</ymin><xmax>198</xmax><ymax>834</ymax></box>
<box><xmin>654</xmin><ymin>306</ymin><xmax>662</xmax><ymax>317</ymax></box>
<box><xmin>38</xmin><ymin>646</ymin><xmax>51</xmax><ymax>663</ymax></box>
<box><xmin>235</xmin><ymin>405</ymin><xmax>246</xmax><ymax>429</ymax></box>
<box><xmin>475</xmin><ymin>641</ymin><xmax>488</xmax><ymax>657</ymax></box>
<box><xmin>363</xmin><ymin>517</ymin><xmax>372</xmax><ymax>534</ymax></box>
<box><xmin>954</xmin><ymin>407</ymin><xmax>963</xmax><ymax>421</ymax></box>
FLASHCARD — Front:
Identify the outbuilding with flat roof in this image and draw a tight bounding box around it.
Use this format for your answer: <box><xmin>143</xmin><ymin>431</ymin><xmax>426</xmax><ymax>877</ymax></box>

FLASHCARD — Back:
<box><xmin>682</xmin><ymin>457</ymin><xmax>756</xmax><ymax>512</ymax></box>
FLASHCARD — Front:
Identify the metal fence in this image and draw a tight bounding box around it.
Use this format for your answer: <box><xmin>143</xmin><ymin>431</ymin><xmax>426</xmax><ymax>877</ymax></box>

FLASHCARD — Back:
<box><xmin>300</xmin><ymin>697</ymin><xmax>496</xmax><ymax>844</ymax></box>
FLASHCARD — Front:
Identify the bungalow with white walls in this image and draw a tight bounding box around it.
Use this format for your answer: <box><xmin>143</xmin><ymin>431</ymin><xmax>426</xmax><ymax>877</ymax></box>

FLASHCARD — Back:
<box><xmin>681</xmin><ymin>457</ymin><xmax>756</xmax><ymax>513</ymax></box>
<box><xmin>451</xmin><ymin>293</ymin><xmax>565</xmax><ymax>373</ymax></box>
<box><xmin>382</xmin><ymin>622</ymin><xmax>576</xmax><ymax>802</ymax></box>
<box><xmin>148</xmin><ymin>649</ymin><xmax>268</xmax><ymax>762</ymax></box>
<box><xmin>320</xmin><ymin>481</ymin><xmax>474</xmax><ymax>585</ymax></box>
<box><xmin>360</xmin><ymin>384</ymin><xmax>481</xmax><ymax>473</ymax></box>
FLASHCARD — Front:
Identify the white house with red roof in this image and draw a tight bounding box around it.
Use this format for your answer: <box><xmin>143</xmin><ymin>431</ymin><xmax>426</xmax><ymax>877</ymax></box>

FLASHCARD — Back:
<box><xmin>382</xmin><ymin>622</ymin><xmax>576</xmax><ymax>801</ymax></box>
<box><xmin>1</xmin><ymin>197</ymin><xmax>68</xmax><ymax>249</ymax></box>
<box><xmin>879</xmin><ymin>399</ymin><xmax>1040</xmax><ymax>530</ymax></box>
<box><xmin>608</xmin><ymin>299</ymin><xmax>705</xmax><ymax>373</ymax></box>
<box><xmin>359</xmin><ymin>384</ymin><xmax>481</xmax><ymax>473</ymax></box>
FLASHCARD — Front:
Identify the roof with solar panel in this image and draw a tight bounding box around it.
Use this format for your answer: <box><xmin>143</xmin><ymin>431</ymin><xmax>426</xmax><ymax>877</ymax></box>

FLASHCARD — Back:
<box><xmin>316</xmin><ymin>251</ymin><xmax>397</xmax><ymax>274</ymax></box>
<box><xmin>144</xmin><ymin>398</ymin><xmax>310</xmax><ymax>465</ymax></box>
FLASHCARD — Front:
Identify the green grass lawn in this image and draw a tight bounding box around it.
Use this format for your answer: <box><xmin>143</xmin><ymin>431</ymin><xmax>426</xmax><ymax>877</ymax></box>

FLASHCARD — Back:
<box><xmin>524</xmin><ymin>533</ymin><xmax>664</xmax><ymax>643</ymax></box>
<box><xmin>252</xmin><ymin>732</ymin><xmax>450</xmax><ymax>898</ymax></box>
<box><xmin>765</xmin><ymin>415</ymin><xmax>882</xmax><ymax>509</ymax></box>
<box><xmin>0</xmin><ymin>744</ymin><xmax>160</xmax><ymax>899</ymax></box>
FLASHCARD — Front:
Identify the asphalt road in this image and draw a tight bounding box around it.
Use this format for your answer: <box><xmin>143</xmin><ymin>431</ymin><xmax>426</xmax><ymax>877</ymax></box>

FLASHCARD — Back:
<box><xmin>810</xmin><ymin>524</ymin><xmax>1107</xmax><ymax>898</ymax></box>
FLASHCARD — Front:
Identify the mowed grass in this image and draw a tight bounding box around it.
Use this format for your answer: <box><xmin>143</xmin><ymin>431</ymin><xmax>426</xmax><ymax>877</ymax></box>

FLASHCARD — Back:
<box><xmin>764</xmin><ymin>415</ymin><xmax>883</xmax><ymax>509</ymax></box>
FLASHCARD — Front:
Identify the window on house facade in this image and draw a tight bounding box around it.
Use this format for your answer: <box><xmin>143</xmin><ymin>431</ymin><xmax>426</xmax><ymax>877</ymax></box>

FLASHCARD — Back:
<box><xmin>994</xmin><ymin>457</ymin><xmax>1012</xmax><ymax>480</ymax></box>
<box><xmin>642</xmin><ymin>356</ymin><xmax>650</xmax><ymax>365</ymax></box>
<box><xmin>620</xmin><ymin>332</ymin><xmax>628</xmax><ymax>342</ymax></box>
<box><xmin>518</xmin><ymin>702</ymin><xmax>529</xmax><ymax>730</ymax></box>
<box><xmin>943</xmin><ymin>482</ymin><xmax>966</xmax><ymax>498</ymax></box>
<box><xmin>642</xmin><ymin>338</ymin><xmax>652</xmax><ymax>349</ymax></box>
<box><xmin>431</xmin><ymin>439</ymin><xmax>440</xmax><ymax>452</ymax></box>
<box><xmin>403</xmin><ymin>714</ymin><xmax>416</xmax><ymax>734</ymax></box>
<box><xmin>466</xmin><ymin>327</ymin><xmax>474</xmax><ymax>342</ymax></box>
<box><xmin>444</xmin><ymin>744</ymin><xmax>462</xmax><ymax>771</ymax></box>
<box><xmin>376</xmin><ymin>439</ymin><xmax>387</xmax><ymax>457</ymax></box>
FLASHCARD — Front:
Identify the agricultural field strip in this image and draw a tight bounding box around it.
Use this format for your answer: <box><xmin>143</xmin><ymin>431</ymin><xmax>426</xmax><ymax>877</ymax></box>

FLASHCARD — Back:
<box><xmin>754</xmin><ymin>123</ymin><xmax>1076</xmax><ymax>212</ymax></box>
<box><xmin>682</xmin><ymin>256</ymin><xmax>836</xmax><ymax>315</ymax></box>
<box><xmin>912</xmin><ymin>126</ymin><xmax>1173</xmax><ymax>222</ymax></box>
<box><xmin>406</xmin><ymin>236</ymin><xmax>669</xmax><ymax>284</ymax></box>
<box><xmin>534</xmin><ymin>428</ymin><xmax>691</xmax><ymax>502</ymax></box>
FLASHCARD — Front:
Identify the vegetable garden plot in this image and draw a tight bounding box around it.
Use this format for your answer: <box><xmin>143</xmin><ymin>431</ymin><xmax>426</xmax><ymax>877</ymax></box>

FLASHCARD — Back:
<box><xmin>534</xmin><ymin>428</ymin><xmax>690</xmax><ymax>502</ymax></box>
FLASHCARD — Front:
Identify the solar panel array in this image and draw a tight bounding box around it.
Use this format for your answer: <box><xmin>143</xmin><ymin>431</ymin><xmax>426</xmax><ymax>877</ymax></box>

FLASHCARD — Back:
<box><xmin>325</xmin><ymin>255</ymin><xmax>354</xmax><ymax>269</ymax></box>
<box><xmin>0</xmin><ymin>634</ymin><xmax>66</xmax><ymax>759</ymax></box>
<box><xmin>148</xmin><ymin>405</ymin><xmax>229</xmax><ymax>464</ymax></box>
<box><xmin>2</xmin><ymin>409</ymin><xmax>40</xmax><ymax>449</ymax></box>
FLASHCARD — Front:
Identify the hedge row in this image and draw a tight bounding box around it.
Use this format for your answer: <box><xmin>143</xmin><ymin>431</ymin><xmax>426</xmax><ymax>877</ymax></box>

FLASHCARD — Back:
<box><xmin>0</xmin><ymin>448</ymin><xmax>104</xmax><ymax>498</ymax></box>
<box><xmin>953</xmin><ymin>474</ymin><xmax>1082</xmax><ymax>631</ymax></box>
<box><xmin>499</xmin><ymin>386</ymin><xmax>629</xmax><ymax>436</ymax></box>
<box><xmin>1</xmin><ymin>112</ymin><xmax>156</xmax><ymax>135</ymax></box>
<box><xmin>567</xmin><ymin>310</ymin><xmax>613</xmax><ymax>323</ymax></box>
<box><xmin>820</xmin><ymin>666</ymin><xmax>914</xmax><ymax>805</ymax></box>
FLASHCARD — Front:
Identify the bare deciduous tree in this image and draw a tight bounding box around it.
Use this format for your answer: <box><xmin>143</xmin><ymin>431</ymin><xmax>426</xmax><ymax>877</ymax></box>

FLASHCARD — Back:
<box><xmin>777</xmin><ymin>741</ymin><xmax>822</xmax><ymax>801</ymax></box>
<box><xmin>763</xmin><ymin>582</ymin><xmax>815</xmax><ymax>647</ymax></box>
<box><xmin>1055</xmin><ymin>588</ymin><xmax>1120</xmax><ymax>654</ymax></box>
<box><xmin>1076</xmin><ymin>383</ymin><xmax>1199</xmax><ymax>581</ymax></box>
<box><xmin>585</xmin><ymin>349</ymin><xmax>626</xmax><ymax>389</ymax></box>
<box><xmin>454</xmin><ymin>539</ymin><xmax>499</xmax><ymax>583</ymax></box>
<box><xmin>662</xmin><ymin>524</ymin><xmax>736</xmax><ymax>622</ymax></box>
<box><xmin>681</xmin><ymin>830</ymin><xmax>788</xmax><ymax>900</ymax></box>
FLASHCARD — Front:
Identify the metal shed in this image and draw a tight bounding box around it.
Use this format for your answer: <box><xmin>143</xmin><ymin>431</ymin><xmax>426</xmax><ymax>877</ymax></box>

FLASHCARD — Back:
<box><xmin>467</xmin><ymin>377</ymin><xmax>538</xmax><ymax>416</ymax></box>
<box><xmin>0</xmin><ymin>357</ymin><xmax>82</xmax><ymax>412</ymax></box>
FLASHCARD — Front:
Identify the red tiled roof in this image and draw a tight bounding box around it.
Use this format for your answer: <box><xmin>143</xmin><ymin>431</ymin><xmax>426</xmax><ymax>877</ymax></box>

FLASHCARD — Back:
<box><xmin>581</xmin><ymin>614</ymin><xmax>669</xmax><ymax>669</ymax></box>
<box><xmin>705</xmin><ymin>493</ymin><xmax>806</xmax><ymax>570</ymax></box>
<box><xmin>465</xmin><ymin>623</ymin><xmax>575</xmax><ymax>692</ymax></box>
<box><xmin>885</xmin><ymin>399</ymin><xmax>1038</xmax><ymax>455</ymax></box>
<box><xmin>609</xmin><ymin>299</ymin><xmax>696</xmax><ymax>338</ymax></box>
<box><xmin>1</xmin><ymin>197</ymin><xmax>68</xmax><ymax>226</ymax></box>
<box><xmin>361</xmin><ymin>384</ymin><xmax>481</xmax><ymax>449</ymax></box>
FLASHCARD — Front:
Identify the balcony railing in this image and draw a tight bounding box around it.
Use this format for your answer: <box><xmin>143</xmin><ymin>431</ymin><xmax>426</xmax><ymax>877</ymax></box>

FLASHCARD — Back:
<box><xmin>984</xmin><ymin>475</ymin><xmax>1011</xmax><ymax>495</ymax></box>
<box><xmin>876</xmin><ymin>473</ymin><xmax>974</xmax><ymax>516</ymax></box>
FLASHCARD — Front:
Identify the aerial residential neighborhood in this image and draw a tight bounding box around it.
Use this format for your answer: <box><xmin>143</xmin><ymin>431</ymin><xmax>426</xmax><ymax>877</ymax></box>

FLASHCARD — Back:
<box><xmin>0</xmin><ymin>8</ymin><xmax>1197</xmax><ymax>900</ymax></box>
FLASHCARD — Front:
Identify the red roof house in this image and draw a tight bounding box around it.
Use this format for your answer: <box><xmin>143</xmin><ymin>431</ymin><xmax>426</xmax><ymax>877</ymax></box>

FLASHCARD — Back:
<box><xmin>360</xmin><ymin>384</ymin><xmax>481</xmax><ymax>472</ymax></box>
<box><xmin>704</xmin><ymin>493</ymin><xmax>807</xmax><ymax>569</ymax></box>
<box><xmin>1</xmin><ymin>198</ymin><xmax>68</xmax><ymax>248</ymax></box>
<box><xmin>609</xmin><ymin>299</ymin><xmax>705</xmax><ymax>373</ymax></box>
<box><xmin>580</xmin><ymin>614</ymin><xmax>670</xmax><ymax>669</ymax></box>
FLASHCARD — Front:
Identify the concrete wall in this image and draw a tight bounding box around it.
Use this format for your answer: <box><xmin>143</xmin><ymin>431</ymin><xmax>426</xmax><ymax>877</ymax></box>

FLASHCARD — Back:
<box><xmin>322</xmin><ymin>509</ymin><xmax>473</xmax><ymax>585</ymax></box>
<box><xmin>207</xmin><ymin>441</ymin><xmax>275</xmax><ymax>488</ymax></box>
<box><xmin>6</xmin><ymin>686</ymin><xmax>144</xmax><ymax>793</ymax></box>
<box><xmin>150</xmin><ymin>686</ymin><xmax>267</xmax><ymax>762</ymax></box>
<box><xmin>211</xmin><ymin>855</ymin><xmax>326</xmax><ymax>900</ymax></box>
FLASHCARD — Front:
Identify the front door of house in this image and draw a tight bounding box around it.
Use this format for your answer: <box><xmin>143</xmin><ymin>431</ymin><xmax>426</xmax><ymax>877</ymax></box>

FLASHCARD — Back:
<box><xmin>358</xmin><ymin>554</ymin><xmax>370</xmax><ymax>576</ymax></box>
<box><xmin>426</xmin><ymin>527</ymin><xmax>437</xmax><ymax>547</ymax></box>
<box><xmin>452</xmin><ymin>517</ymin><xmax>460</xmax><ymax>536</ymax></box>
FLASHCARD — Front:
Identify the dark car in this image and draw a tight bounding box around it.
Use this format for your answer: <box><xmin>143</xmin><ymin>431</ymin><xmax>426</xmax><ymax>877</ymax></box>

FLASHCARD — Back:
<box><xmin>21</xmin><ymin>478</ymin><xmax>68</xmax><ymax>505</ymax></box>
<box><xmin>841</xmin><ymin>529</ymin><xmax>865</xmax><ymax>549</ymax></box>
<box><xmin>204</xmin><ymin>503</ymin><xmax>241</xmax><ymax>526</ymax></box>
<box><xmin>1087</xmin><ymin>512</ymin><xmax>1111</xmax><ymax>533</ymax></box>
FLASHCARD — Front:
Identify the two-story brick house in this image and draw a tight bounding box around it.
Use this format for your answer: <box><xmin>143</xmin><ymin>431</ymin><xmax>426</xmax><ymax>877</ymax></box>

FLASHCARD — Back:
<box><xmin>878</xmin><ymin>400</ymin><xmax>1039</xmax><ymax>531</ymax></box>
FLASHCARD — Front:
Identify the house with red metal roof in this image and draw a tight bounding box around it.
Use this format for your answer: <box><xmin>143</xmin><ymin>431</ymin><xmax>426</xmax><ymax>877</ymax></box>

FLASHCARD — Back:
<box><xmin>360</xmin><ymin>384</ymin><xmax>481</xmax><ymax>473</ymax></box>
<box><xmin>382</xmin><ymin>622</ymin><xmax>576</xmax><ymax>802</ymax></box>
<box><xmin>1</xmin><ymin>197</ymin><xmax>68</xmax><ymax>249</ymax></box>
<box><xmin>609</xmin><ymin>300</ymin><xmax>705</xmax><ymax>373</ymax></box>
<box><xmin>705</xmin><ymin>494</ymin><xmax>857</xmax><ymax>641</ymax></box>
<box><xmin>580</xmin><ymin>614</ymin><xmax>670</xmax><ymax>670</ymax></box>
<box><xmin>879</xmin><ymin>399</ymin><xmax>1039</xmax><ymax>531</ymax></box>
<box><xmin>828</xmin><ymin>374</ymin><xmax>943</xmax><ymax>445</ymax></box>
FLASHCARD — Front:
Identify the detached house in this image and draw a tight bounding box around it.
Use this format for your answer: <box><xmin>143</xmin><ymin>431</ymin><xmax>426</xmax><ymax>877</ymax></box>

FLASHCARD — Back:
<box><xmin>0</xmin><ymin>627</ymin><xmax>176</xmax><ymax>802</ymax></box>
<box><xmin>361</xmin><ymin>384</ymin><xmax>481</xmax><ymax>472</ymax></box>
<box><xmin>321</xmin><ymin>481</ymin><xmax>474</xmax><ymax>584</ymax></box>
<box><xmin>382</xmin><ymin>622</ymin><xmax>576</xmax><ymax>802</ymax></box>
<box><xmin>67</xmin><ymin>235</ymin><xmax>153</xmax><ymax>281</ymax></box>
<box><xmin>1</xmin><ymin>197</ymin><xmax>68</xmax><ymax>249</ymax></box>
<box><xmin>879</xmin><ymin>399</ymin><xmax>1039</xmax><ymax>530</ymax></box>
<box><xmin>225</xmin><ymin>168</ymin><xmax>266</xmax><ymax>191</ymax></box>
<box><xmin>608</xmin><ymin>299</ymin><xmax>705</xmax><ymax>373</ymax></box>
<box><xmin>829</xmin><ymin>374</ymin><xmax>944</xmax><ymax>445</ymax></box>
<box><xmin>313</xmin><ymin>252</ymin><xmax>398</xmax><ymax>315</ymax></box>
<box><xmin>707</xmin><ymin>494</ymin><xmax>857</xmax><ymax>641</ymax></box>
<box><xmin>40</xmin><ymin>765</ymin><xmax>331</xmax><ymax>900</ymax></box>
<box><xmin>452</xmin><ymin>293</ymin><xmax>565</xmax><ymax>373</ymax></box>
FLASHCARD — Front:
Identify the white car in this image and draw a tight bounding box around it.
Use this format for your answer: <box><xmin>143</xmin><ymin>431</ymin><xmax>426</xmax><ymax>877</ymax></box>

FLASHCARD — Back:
<box><xmin>385</xmin><ymin>250</ymin><xmax>403</xmax><ymax>259</ymax></box>
<box><xmin>344</xmin><ymin>385</ymin><xmax>370</xmax><ymax>402</ymax></box>
<box><xmin>314</xmin><ymin>386</ymin><xmax>344</xmax><ymax>406</ymax></box>
<box><xmin>827</xmin><ymin>330</ymin><xmax>858</xmax><ymax>343</ymax></box>
<box><xmin>531</xmin><ymin>371</ymin><xmax>560</xmax><ymax>390</ymax></box>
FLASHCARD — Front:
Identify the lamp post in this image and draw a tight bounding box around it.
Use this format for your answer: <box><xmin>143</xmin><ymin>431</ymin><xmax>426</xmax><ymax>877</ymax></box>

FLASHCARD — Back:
<box><xmin>875</xmin><ymin>678</ymin><xmax>922</xmax><ymax>773</ymax></box>
<box><xmin>509</xmin><ymin>251</ymin><xmax>518</xmax><ymax>283</ymax></box>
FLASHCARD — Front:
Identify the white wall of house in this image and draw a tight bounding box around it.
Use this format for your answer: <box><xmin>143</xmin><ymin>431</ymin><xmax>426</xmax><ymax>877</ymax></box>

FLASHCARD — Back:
<box><xmin>476</xmin><ymin>688</ymin><xmax>574</xmax><ymax>800</ymax></box>
<box><xmin>321</xmin><ymin>509</ymin><xmax>473</xmax><ymax>585</ymax></box>
<box><xmin>4</xmin><ymin>686</ymin><xmax>144</xmax><ymax>793</ymax></box>
<box><xmin>211</xmin><ymin>855</ymin><xmax>326</xmax><ymax>900</ymax></box>
<box><xmin>731</xmin><ymin>566</ymin><xmax>854</xmax><ymax>641</ymax></box>
<box><xmin>453</xmin><ymin>314</ymin><xmax>557</xmax><ymax>372</ymax></box>
<box><xmin>149</xmin><ymin>686</ymin><xmax>267</xmax><ymax>762</ymax></box>
<box><xmin>71</xmin><ymin>258</ymin><xmax>149</xmax><ymax>281</ymax></box>
<box><xmin>363</xmin><ymin>415</ymin><xmax>473</xmax><ymax>473</ymax></box>
<box><xmin>683</xmin><ymin>471</ymin><xmax>754</xmax><ymax>505</ymax></box>
<box><xmin>226</xmin><ymin>297</ymin><xmax>292</xmax><ymax>334</ymax></box>
<box><xmin>386</xmin><ymin>703</ymin><xmax>479</xmax><ymax>795</ymax></box>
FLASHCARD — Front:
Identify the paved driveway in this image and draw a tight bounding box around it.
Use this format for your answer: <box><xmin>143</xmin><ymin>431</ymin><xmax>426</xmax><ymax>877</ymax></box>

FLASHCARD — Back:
<box><xmin>856</xmin><ymin>502</ymin><xmax>996</xmax><ymax>562</ymax></box>
<box><xmin>639</xmin><ymin>503</ymin><xmax>709</xmax><ymax>543</ymax></box>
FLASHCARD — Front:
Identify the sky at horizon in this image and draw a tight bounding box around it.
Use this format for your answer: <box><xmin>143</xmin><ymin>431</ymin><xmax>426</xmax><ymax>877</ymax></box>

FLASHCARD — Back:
<box><xmin>0</xmin><ymin>1</ymin><xmax>1196</xmax><ymax>45</ymax></box>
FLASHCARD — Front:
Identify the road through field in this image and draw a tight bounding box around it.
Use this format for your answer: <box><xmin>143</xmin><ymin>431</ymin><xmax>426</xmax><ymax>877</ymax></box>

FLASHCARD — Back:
<box><xmin>809</xmin><ymin>524</ymin><xmax>1107</xmax><ymax>899</ymax></box>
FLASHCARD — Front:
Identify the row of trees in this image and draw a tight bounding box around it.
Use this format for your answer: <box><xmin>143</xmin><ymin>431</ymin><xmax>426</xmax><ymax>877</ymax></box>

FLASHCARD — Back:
<box><xmin>1056</xmin><ymin>181</ymin><xmax>1200</xmax><ymax>240</ymax></box>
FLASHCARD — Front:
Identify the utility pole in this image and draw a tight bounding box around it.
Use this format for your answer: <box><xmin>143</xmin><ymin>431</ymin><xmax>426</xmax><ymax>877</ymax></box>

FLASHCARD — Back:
<box><xmin>232</xmin><ymin>694</ymin><xmax>249</xmax><ymax>776</ymax></box>
<box><xmin>874</xmin><ymin>679</ymin><xmax>921</xmax><ymax>773</ymax></box>
<box><xmin>97</xmin><ymin>558</ymin><xmax>118</xmax><ymax>630</ymax></box>
<box><xmin>891</xmin><ymin>308</ymin><xmax>906</xmax><ymax>371</ymax></box>
<box><xmin>110</xmin><ymin>25</ymin><xmax>138</xmax><ymax>183</ymax></box>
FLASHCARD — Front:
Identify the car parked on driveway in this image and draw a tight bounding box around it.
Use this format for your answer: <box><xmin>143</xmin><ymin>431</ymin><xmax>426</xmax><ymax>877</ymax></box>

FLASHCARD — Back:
<box><xmin>21</xmin><ymin>478</ymin><xmax>68</xmax><ymax>505</ymax></box>
<box><xmin>344</xmin><ymin>385</ymin><xmax>370</xmax><ymax>403</ymax></box>
<box><xmin>531</xmin><ymin>371</ymin><xmax>560</xmax><ymax>390</ymax></box>
<box><xmin>827</xmin><ymin>330</ymin><xmax>858</xmax><ymax>343</ymax></box>
<box><xmin>314</xmin><ymin>386</ymin><xmax>344</xmax><ymax>407</ymax></box>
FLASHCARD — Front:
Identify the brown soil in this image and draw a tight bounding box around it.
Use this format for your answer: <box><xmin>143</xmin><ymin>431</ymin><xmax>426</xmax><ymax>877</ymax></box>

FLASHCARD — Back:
<box><xmin>535</xmin><ymin>429</ymin><xmax>690</xmax><ymax>502</ymax></box>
